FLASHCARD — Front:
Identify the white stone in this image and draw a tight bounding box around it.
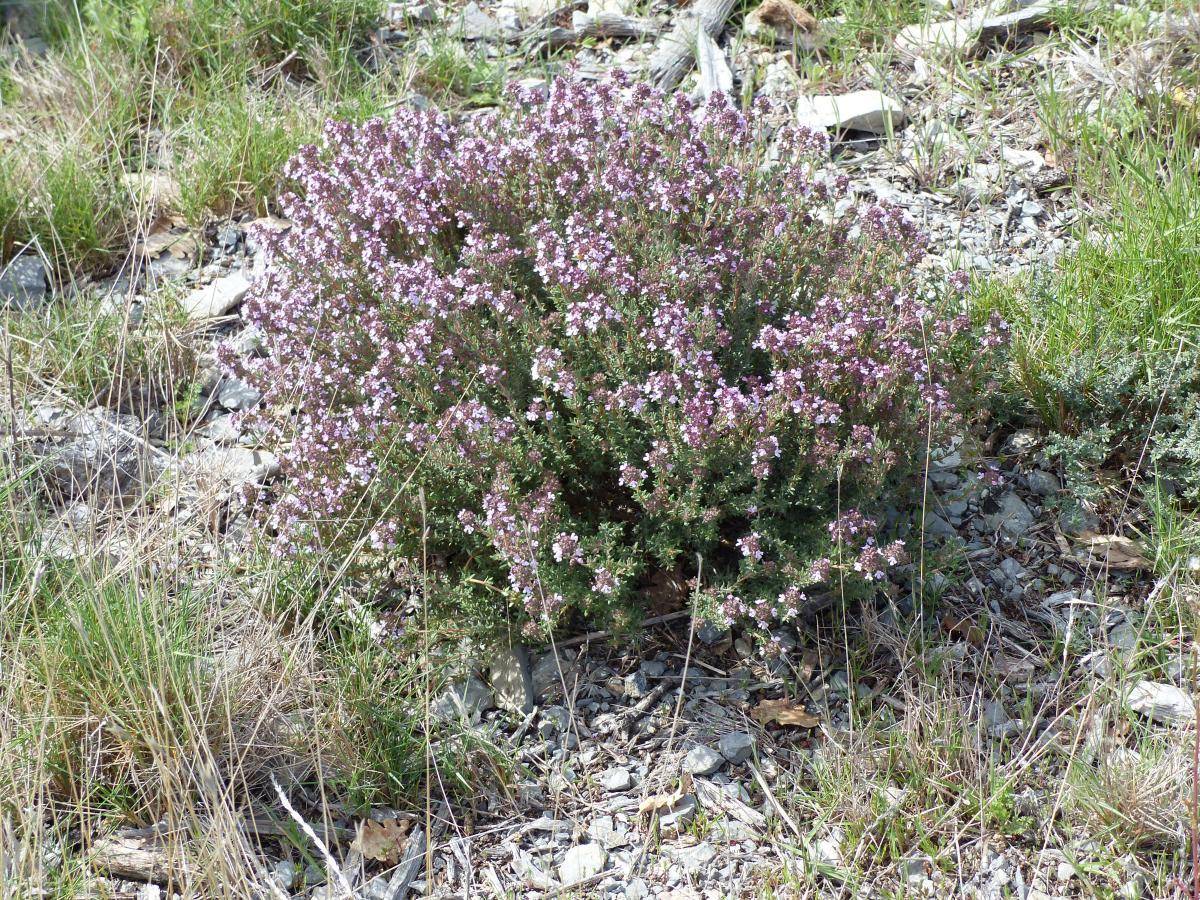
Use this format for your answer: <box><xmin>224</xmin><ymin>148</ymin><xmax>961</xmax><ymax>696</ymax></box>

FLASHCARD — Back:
<box><xmin>458</xmin><ymin>1</ymin><xmax>502</xmax><ymax>39</ymax></box>
<box><xmin>895</xmin><ymin>19</ymin><xmax>978</xmax><ymax>57</ymax></box>
<box><xmin>796</xmin><ymin>91</ymin><xmax>906</xmax><ymax>134</ymax></box>
<box><xmin>669</xmin><ymin>841</ymin><xmax>716</xmax><ymax>874</ymax></box>
<box><xmin>683</xmin><ymin>745</ymin><xmax>725</xmax><ymax>775</ymax></box>
<box><xmin>975</xmin><ymin>4</ymin><xmax>1054</xmax><ymax>43</ymax></box>
<box><xmin>812</xmin><ymin>827</ymin><xmax>844</xmax><ymax>868</ymax></box>
<box><xmin>182</xmin><ymin>271</ymin><xmax>251</xmax><ymax>320</ymax></box>
<box><xmin>558</xmin><ymin>843</ymin><xmax>607</xmax><ymax>885</ymax></box>
<box><xmin>658</xmin><ymin>794</ymin><xmax>697</xmax><ymax>830</ymax></box>
<box><xmin>184</xmin><ymin>445</ymin><xmax>279</xmax><ymax>486</ymax></box>
<box><xmin>1128</xmin><ymin>680</ymin><xmax>1196</xmax><ymax>724</ymax></box>
<box><xmin>600</xmin><ymin>767</ymin><xmax>633</xmax><ymax>792</ymax></box>
<box><xmin>587</xmin><ymin>815</ymin><xmax>631</xmax><ymax>849</ymax></box>
<box><xmin>431</xmin><ymin>675</ymin><xmax>494</xmax><ymax>722</ymax></box>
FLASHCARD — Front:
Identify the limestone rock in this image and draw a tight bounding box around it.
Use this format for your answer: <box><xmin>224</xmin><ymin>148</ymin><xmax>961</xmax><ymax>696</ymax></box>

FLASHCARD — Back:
<box><xmin>796</xmin><ymin>91</ymin><xmax>906</xmax><ymax>134</ymax></box>
<box><xmin>558</xmin><ymin>843</ymin><xmax>607</xmax><ymax>885</ymax></box>
<box><xmin>182</xmin><ymin>271</ymin><xmax>251</xmax><ymax>320</ymax></box>
<box><xmin>1128</xmin><ymin>681</ymin><xmax>1195</xmax><ymax>725</ymax></box>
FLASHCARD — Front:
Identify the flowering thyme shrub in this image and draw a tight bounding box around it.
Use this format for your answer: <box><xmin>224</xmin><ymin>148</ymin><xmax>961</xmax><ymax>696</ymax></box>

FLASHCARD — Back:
<box><xmin>234</xmin><ymin>75</ymin><xmax>991</xmax><ymax>636</ymax></box>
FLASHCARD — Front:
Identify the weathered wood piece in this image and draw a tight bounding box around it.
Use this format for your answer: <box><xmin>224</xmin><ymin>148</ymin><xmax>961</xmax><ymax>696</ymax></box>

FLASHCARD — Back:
<box><xmin>647</xmin><ymin>0</ymin><xmax>738</xmax><ymax>91</ymax></box>
<box><xmin>695</xmin><ymin>28</ymin><xmax>733</xmax><ymax>99</ymax></box>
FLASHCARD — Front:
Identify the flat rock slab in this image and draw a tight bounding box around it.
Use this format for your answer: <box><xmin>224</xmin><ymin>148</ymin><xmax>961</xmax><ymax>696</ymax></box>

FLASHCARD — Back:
<box><xmin>796</xmin><ymin>91</ymin><xmax>906</xmax><ymax>134</ymax></box>
<box><xmin>1128</xmin><ymin>680</ymin><xmax>1196</xmax><ymax>725</ymax></box>
<box><xmin>182</xmin><ymin>271</ymin><xmax>251</xmax><ymax>320</ymax></box>
<box><xmin>558</xmin><ymin>843</ymin><xmax>607</xmax><ymax>885</ymax></box>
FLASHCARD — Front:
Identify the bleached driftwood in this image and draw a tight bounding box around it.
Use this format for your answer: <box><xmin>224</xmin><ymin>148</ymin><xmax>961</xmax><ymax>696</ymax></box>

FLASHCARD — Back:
<box><xmin>647</xmin><ymin>0</ymin><xmax>738</xmax><ymax>91</ymax></box>
<box><xmin>695</xmin><ymin>28</ymin><xmax>734</xmax><ymax>98</ymax></box>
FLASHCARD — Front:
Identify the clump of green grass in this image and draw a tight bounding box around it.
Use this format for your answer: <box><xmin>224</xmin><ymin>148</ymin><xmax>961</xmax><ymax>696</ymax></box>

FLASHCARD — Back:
<box><xmin>0</xmin><ymin>494</ymin><xmax>501</xmax><ymax>893</ymax></box>
<box><xmin>0</xmin><ymin>0</ymin><xmax>386</xmax><ymax>278</ymax></box>
<box><xmin>173</xmin><ymin>84</ymin><xmax>319</xmax><ymax>222</ymax></box>
<box><xmin>970</xmin><ymin>78</ymin><xmax>1200</xmax><ymax>519</ymax></box>
<box><xmin>4</xmin><ymin>287</ymin><xmax>201</xmax><ymax>429</ymax></box>
<box><xmin>408</xmin><ymin>31</ymin><xmax>507</xmax><ymax>107</ymax></box>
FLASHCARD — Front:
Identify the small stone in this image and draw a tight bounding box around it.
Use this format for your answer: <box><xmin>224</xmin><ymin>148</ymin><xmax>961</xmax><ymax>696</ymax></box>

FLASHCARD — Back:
<box><xmin>184</xmin><ymin>446</ymin><xmax>279</xmax><ymax>487</ymax></box>
<box><xmin>811</xmin><ymin>827</ymin><xmax>844</xmax><ymax>868</ymax></box>
<box><xmin>1026</xmin><ymin>469</ymin><xmax>1059</xmax><ymax>497</ymax></box>
<box><xmin>587</xmin><ymin>815</ymin><xmax>630</xmax><ymax>849</ymax></box>
<box><xmin>457</xmin><ymin>1</ymin><xmax>512</xmax><ymax>40</ymax></box>
<box><xmin>216</xmin><ymin>224</ymin><xmax>242</xmax><ymax>253</ymax></box>
<box><xmin>360</xmin><ymin>874</ymin><xmax>398</xmax><ymax>900</ymax></box>
<box><xmin>1119</xmin><ymin>872</ymin><xmax>1147</xmax><ymax>899</ymax></box>
<box><xmin>539</xmin><ymin>705</ymin><xmax>570</xmax><ymax>738</ymax></box>
<box><xmin>899</xmin><ymin>855</ymin><xmax>932</xmax><ymax>886</ymax></box>
<box><xmin>532</xmin><ymin>651</ymin><xmax>575</xmax><ymax>699</ymax></box>
<box><xmin>640</xmin><ymin>659</ymin><xmax>666</xmax><ymax>678</ymax></box>
<box><xmin>216</xmin><ymin>377</ymin><xmax>261</xmax><ymax>411</ymax></box>
<box><xmin>796</xmin><ymin>90</ymin><xmax>907</xmax><ymax>134</ymax></box>
<box><xmin>269</xmin><ymin>860</ymin><xmax>299</xmax><ymax>891</ymax></box>
<box><xmin>998</xmin><ymin>557</ymin><xmax>1026</xmax><ymax>580</ymax></box>
<box><xmin>976</xmin><ymin>4</ymin><xmax>1055</xmax><ymax>44</ymax></box>
<box><xmin>658</xmin><ymin>794</ymin><xmax>696</xmax><ymax>830</ymax></box>
<box><xmin>1056</xmin><ymin>861</ymin><xmax>1076</xmax><ymax>882</ymax></box>
<box><xmin>683</xmin><ymin>745</ymin><xmax>724</xmax><ymax>776</ymax></box>
<box><xmin>489</xmin><ymin>645</ymin><xmax>534</xmax><ymax>713</ymax></box>
<box><xmin>1127</xmin><ymin>680</ymin><xmax>1196</xmax><ymax>725</ymax></box>
<box><xmin>696</xmin><ymin>623</ymin><xmax>730</xmax><ymax>646</ymax></box>
<box><xmin>924</xmin><ymin>511</ymin><xmax>959</xmax><ymax>539</ymax></box>
<box><xmin>983</xmin><ymin>492</ymin><xmax>1035</xmax><ymax>538</ymax></box>
<box><xmin>0</xmin><ymin>255</ymin><xmax>49</xmax><ymax>311</ymax></box>
<box><xmin>623</xmin><ymin>670</ymin><xmax>649</xmax><ymax>698</ymax></box>
<box><xmin>558</xmin><ymin>843</ymin><xmax>607</xmax><ymax>885</ymax></box>
<box><xmin>431</xmin><ymin>676</ymin><xmax>494</xmax><ymax>722</ymax></box>
<box><xmin>228</xmin><ymin>327</ymin><xmax>265</xmax><ymax>357</ymax></box>
<box><xmin>35</xmin><ymin>413</ymin><xmax>148</xmax><ymax>507</ymax></box>
<box><xmin>883</xmin><ymin>785</ymin><xmax>907</xmax><ymax>808</ymax></box>
<box><xmin>717</xmin><ymin>731</ymin><xmax>754</xmax><ymax>765</ymax></box>
<box><xmin>181</xmin><ymin>270</ymin><xmax>251</xmax><ymax>319</ymax></box>
<box><xmin>669</xmin><ymin>841</ymin><xmax>716</xmax><ymax>874</ymax></box>
<box><xmin>600</xmin><ymin>767</ymin><xmax>633</xmax><ymax>792</ymax></box>
<box><xmin>1108</xmin><ymin>620</ymin><xmax>1139</xmax><ymax>655</ymax></box>
<box><xmin>388</xmin><ymin>1</ymin><xmax>438</xmax><ymax>23</ymax></box>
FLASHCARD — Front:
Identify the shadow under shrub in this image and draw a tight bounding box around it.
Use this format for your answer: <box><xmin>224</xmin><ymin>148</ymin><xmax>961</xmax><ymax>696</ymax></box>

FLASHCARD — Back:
<box><xmin>235</xmin><ymin>76</ymin><xmax>996</xmax><ymax>638</ymax></box>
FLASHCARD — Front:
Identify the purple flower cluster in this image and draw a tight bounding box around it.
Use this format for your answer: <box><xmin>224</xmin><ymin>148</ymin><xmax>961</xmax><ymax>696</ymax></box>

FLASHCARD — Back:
<box><xmin>232</xmin><ymin>74</ymin><xmax>994</xmax><ymax>634</ymax></box>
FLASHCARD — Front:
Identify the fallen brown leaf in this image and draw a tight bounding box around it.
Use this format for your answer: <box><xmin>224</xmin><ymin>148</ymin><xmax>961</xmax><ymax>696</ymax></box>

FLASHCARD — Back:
<box><xmin>638</xmin><ymin>772</ymin><xmax>693</xmax><ymax>815</ymax></box>
<box><xmin>942</xmin><ymin>615</ymin><xmax>985</xmax><ymax>647</ymax></box>
<box><xmin>352</xmin><ymin>816</ymin><xmax>414</xmax><ymax>864</ymax></box>
<box><xmin>750</xmin><ymin>697</ymin><xmax>820</xmax><ymax>728</ymax></box>
<box><xmin>136</xmin><ymin>222</ymin><xmax>201</xmax><ymax>260</ymax></box>
<box><xmin>1075</xmin><ymin>532</ymin><xmax>1150</xmax><ymax>571</ymax></box>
